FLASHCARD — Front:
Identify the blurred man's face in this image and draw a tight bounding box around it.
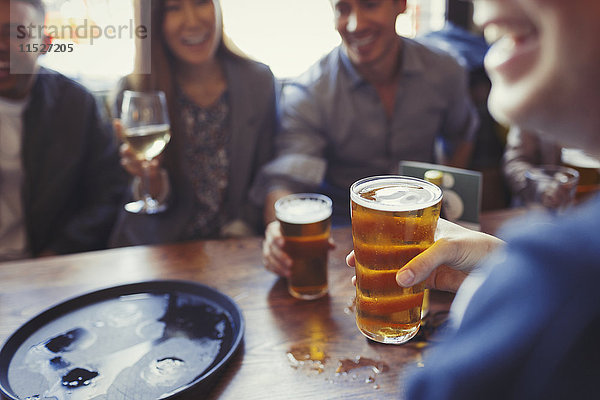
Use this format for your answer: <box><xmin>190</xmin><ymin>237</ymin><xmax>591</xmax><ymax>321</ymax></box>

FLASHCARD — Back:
<box><xmin>330</xmin><ymin>0</ymin><xmax>406</xmax><ymax>71</ymax></box>
<box><xmin>475</xmin><ymin>0</ymin><xmax>600</xmax><ymax>152</ymax></box>
<box><xmin>0</xmin><ymin>0</ymin><xmax>43</xmax><ymax>99</ymax></box>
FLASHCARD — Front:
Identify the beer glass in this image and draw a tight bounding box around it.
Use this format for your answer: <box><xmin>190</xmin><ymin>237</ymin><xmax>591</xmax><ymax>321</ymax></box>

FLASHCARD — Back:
<box><xmin>350</xmin><ymin>176</ymin><xmax>442</xmax><ymax>344</ymax></box>
<box><xmin>120</xmin><ymin>91</ymin><xmax>171</xmax><ymax>214</ymax></box>
<box><xmin>275</xmin><ymin>193</ymin><xmax>333</xmax><ymax>300</ymax></box>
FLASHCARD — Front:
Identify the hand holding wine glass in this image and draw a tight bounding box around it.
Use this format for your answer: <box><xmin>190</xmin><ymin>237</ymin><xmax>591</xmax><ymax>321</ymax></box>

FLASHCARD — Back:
<box><xmin>120</xmin><ymin>90</ymin><xmax>171</xmax><ymax>214</ymax></box>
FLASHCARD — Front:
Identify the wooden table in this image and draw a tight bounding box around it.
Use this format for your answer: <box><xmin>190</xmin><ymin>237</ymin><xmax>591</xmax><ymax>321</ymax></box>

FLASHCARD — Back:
<box><xmin>478</xmin><ymin>207</ymin><xmax>526</xmax><ymax>235</ymax></box>
<box><xmin>0</xmin><ymin>210</ymin><xmax>523</xmax><ymax>400</ymax></box>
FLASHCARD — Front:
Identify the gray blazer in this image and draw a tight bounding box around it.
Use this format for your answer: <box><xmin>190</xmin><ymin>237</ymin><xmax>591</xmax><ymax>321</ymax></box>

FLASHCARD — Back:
<box><xmin>109</xmin><ymin>56</ymin><xmax>278</xmax><ymax>246</ymax></box>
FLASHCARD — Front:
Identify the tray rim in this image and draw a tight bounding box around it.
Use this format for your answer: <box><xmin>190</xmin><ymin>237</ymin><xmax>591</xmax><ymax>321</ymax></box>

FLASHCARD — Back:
<box><xmin>0</xmin><ymin>279</ymin><xmax>245</xmax><ymax>400</ymax></box>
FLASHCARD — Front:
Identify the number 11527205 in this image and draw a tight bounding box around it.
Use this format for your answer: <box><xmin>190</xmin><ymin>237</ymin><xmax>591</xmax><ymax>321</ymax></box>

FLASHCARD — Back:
<box><xmin>18</xmin><ymin>43</ymin><xmax>74</xmax><ymax>53</ymax></box>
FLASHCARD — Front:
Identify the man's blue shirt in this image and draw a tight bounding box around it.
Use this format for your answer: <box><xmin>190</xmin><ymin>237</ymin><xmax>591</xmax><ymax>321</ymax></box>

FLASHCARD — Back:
<box><xmin>408</xmin><ymin>196</ymin><xmax>600</xmax><ymax>399</ymax></box>
<box><xmin>252</xmin><ymin>37</ymin><xmax>478</xmax><ymax>224</ymax></box>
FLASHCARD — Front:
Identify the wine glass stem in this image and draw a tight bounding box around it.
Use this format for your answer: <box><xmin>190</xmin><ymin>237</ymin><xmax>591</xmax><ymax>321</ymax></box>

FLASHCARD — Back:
<box><xmin>141</xmin><ymin>161</ymin><xmax>154</xmax><ymax>209</ymax></box>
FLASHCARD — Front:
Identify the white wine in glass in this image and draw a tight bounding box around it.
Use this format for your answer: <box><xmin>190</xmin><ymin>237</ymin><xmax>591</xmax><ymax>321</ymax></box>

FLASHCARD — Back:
<box><xmin>122</xmin><ymin>124</ymin><xmax>171</xmax><ymax>161</ymax></box>
<box><xmin>121</xmin><ymin>91</ymin><xmax>171</xmax><ymax>214</ymax></box>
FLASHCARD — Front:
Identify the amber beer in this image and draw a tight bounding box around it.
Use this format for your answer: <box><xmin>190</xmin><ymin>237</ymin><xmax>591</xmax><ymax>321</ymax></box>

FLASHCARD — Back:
<box><xmin>275</xmin><ymin>194</ymin><xmax>333</xmax><ymax>300</ymax></box>
<box><xmin>350</xmin><ymin>176</ymin><xmax>442</xmax><ymax>344</ymax></box>
<box><xmin>561</xmin><ymin>148</ymin><xmax>600</xmax><ymax>200</ymax></box>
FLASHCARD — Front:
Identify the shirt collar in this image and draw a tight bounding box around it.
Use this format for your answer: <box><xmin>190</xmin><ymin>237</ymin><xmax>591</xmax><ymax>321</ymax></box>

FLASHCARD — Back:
<box><xmin>339</xmin><ymin>47</ymin><xmax>363</xmax><ymax>88</ymax></box>
<box><xmin>339</xmin><ymin>36</ymin><xmax>425</xmax><ymax>89</ymax></box>
<box><xmin>0</xmin><ymin>94</ymin><xmax>29</xmax><ymax>114</ymax></box>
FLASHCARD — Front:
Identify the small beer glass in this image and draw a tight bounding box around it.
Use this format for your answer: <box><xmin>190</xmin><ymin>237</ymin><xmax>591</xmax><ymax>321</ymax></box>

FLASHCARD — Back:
<box><xmin>350</xmin><ymin>176</ymin><xmax>442</xmax><ymax>344</ymax></box>
<box><xmin>275</xmin><ymin>193</ymin><xmax>333</xmax><ymax>300</ymax></box>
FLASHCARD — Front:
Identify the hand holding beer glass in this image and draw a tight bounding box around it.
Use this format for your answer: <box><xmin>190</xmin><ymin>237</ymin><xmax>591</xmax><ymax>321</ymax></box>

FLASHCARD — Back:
<box><xmin>274</xmin><ymin>194</ymin><xmax>333</xmax><ymax>300</ymax></box>
<box><xmin>120</xmin><ymin>90</ymin><xmax>172</xmax><ymax>214</ymax></box>
<box><xmin>350</xmin><ymin>176</ymin><xmax>442</xmax><ymax>344</ymax></box>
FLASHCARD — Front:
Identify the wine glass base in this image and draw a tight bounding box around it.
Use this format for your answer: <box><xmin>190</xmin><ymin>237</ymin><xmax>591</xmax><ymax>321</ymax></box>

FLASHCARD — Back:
<box><xmin>124</xmin><ymin>200</ymin><xmax>167</xmax><ymax>214</ymax></box>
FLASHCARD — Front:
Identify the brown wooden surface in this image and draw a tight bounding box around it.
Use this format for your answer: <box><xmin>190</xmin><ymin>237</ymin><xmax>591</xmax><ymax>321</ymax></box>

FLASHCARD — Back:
<box><xmin>0</xmin><ymin>210</ymin><xmax>521</xmax><ymax>400</ymax></box>
<box><xmin>479</xmin><ymin>207</ymin><xmax>526</xmax><ymax>235</ymax></box>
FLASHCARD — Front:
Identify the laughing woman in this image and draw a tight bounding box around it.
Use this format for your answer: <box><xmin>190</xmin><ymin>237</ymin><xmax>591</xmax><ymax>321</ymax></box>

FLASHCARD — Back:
<box><xmin>110</xmin><ymin>0</ymin><xmax>278</xmax><ymax>245</ymax></box>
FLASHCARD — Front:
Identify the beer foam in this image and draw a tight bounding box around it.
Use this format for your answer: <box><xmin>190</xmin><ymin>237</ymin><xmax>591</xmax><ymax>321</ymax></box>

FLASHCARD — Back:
<box><xmin>275</xmin><ymin>195</ymin><xmax>332</xmax><ymax>224</ymax></box>
<box><xmin>561</xmin><ymin>148</ymin><xmax>600</xmax><ymax>169</ymax></box>
<box><xmin>351</xmin><ymin>176</ymin><xmax>442</xmax><ymax>212</ymax></box>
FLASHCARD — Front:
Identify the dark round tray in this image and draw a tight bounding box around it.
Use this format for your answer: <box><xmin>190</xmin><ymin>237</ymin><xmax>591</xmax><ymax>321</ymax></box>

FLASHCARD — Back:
<box><xmin>0</xmin><ymin>280</ymin><xmax>244</xmax><ymax>399</ymax></box>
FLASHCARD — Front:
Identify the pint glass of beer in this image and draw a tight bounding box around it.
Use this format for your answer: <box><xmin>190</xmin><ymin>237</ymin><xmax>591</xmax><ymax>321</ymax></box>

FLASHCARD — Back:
<box><xmin>275</xmin><ymin>193</ymin><xmax>333</xmax><ymax>300</ymax></box>
<box><xmin>350</xmin><ymin>176</ymin><xmax>442</xmax><ymax>344</ymax></box>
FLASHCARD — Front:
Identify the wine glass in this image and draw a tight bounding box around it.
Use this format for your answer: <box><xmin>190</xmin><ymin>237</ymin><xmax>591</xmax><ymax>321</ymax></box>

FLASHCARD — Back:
<box><xmin>120</xmin><ymin>90</ymin><xmax>171</xmax><ymax>214</ymax></box>
<box><xmin>524</xmin><ymin>165</ymin><xmax>579</xmax><ymax>214</ymax></box>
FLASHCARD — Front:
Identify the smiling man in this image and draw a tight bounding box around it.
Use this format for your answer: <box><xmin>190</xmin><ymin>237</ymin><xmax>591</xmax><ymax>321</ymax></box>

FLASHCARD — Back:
<box><xmin>0</xmin><ymin>0</ymin><xmax>126</xmax><ymax>260</ymax></box>
<box><xmin>385</xmin><ymin>0</ymin><xmax>600</xmax><ymax>398</ymax></box>
<box><xmin>255</xmin><ymin>0</ymin><xmax>479</xmax><ymax>277</ymax></box>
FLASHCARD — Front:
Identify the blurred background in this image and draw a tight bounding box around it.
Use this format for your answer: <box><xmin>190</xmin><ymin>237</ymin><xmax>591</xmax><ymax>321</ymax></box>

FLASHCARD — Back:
<box><xmin>39</xmin><ymin>0</ymin><xmax>448</xmax><ymax>90</ymax></box>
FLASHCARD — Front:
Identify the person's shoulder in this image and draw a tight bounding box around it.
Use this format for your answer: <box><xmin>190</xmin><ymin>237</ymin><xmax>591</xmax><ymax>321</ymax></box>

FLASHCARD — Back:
<box><xmin>500</xmin><ymin>197</ymin><xmax>600</xmax><ymax>273</ymax></box>
<box><xmin>289</xmin><ymin>46</ymin><xmax>341</xmax><ymax>90</ymax></box>
<box><xmin>225</xmin><ymin>54</ymin><xmax>274</xmax><ymax>81</ymax></box>
<box><xmin>505</xmin><ymin>197</ymin><xmax>600</xmax><ymax>235</ymax></box>
<box><xmin>416</xmin><ymin>23</ymin><xmax>488</xmax><ymax>72</ymax></box>
<box><xmin>35</xmin><ymin>67</ymin><xmax>95</xmax><ymax>100</ymax></box>
<box><xmin>223</xmin><ymin>55</ymin><xmax>278</xmax><ymax>98</ymax></box>
<box><xmin>406</xmin><ymin>37</ymin><xmax>465</xmax><ymax>75</ymax></box>
<box><xmin>408</xmin><ymin>37</ymin><xmax>459</xmax><ymax>64</ymax></box>
<box><xmin>37</xmin><ymin>67</ymin><xmax>89</xmax><ymax>92</ymax></box>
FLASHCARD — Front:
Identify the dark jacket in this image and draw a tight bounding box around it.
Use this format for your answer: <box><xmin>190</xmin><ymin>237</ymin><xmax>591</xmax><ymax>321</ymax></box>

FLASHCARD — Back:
<box><xmin>109</xmin><ymin>55</ymin><xmax>279</xmax><ymax>246</ymax></box>
<box><xmin>22</xmin><ymin>67</ymin><xmax>127</xmax><ymax>256</ymax></box>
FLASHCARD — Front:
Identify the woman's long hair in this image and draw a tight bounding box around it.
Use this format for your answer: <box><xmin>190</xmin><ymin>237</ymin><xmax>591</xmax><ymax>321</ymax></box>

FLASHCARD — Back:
<box><xmin>127</xmin><ymin>0</ymin><xmax>244</xmax><ymax>182</ymax></box>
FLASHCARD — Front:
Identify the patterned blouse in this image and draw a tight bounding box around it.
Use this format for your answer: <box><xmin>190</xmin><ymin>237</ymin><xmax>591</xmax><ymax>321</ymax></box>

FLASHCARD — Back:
<box><xmin>177</xmin><ymin>87</ymin><xmax>230</xmax><ymax>239</ymax></box>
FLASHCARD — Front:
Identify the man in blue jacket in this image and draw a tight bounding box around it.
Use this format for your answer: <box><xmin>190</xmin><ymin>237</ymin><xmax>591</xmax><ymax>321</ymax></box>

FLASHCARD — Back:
<box><xmin>346</xmin><ymin>0</ymin><xmax>600</xmax><ymax>397</ymax></box>
<box><xmin>0</xmin><ymin>0</ymin><xmax>126</xmax><ymax>260</ymax></box>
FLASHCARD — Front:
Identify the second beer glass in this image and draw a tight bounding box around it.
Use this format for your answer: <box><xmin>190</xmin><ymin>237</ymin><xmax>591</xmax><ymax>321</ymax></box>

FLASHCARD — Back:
<box><xmin>275</xmin><ymin>193</ymin><xmax>333</xmax><ymax>300</ymax></box>
<box><xmin>350</xmin><ymin>176</ymin><xmax>442</xmax><ymax>344</ymax></box>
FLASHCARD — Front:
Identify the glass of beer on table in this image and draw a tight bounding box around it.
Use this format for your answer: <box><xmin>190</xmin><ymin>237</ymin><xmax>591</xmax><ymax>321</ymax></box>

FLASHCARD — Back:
<box><xmin>275</xmin><ymin>193</ymin><xmax>333</xmax><ymax>300</ymax></box>
<box><xmin>350</xmin><ymin>176</ymin><xmax>442</xmax><ymax>344</ymax></box>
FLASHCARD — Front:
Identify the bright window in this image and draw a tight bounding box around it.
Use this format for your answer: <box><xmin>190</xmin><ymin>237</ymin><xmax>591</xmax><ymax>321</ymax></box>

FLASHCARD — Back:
<box><xmin>37</xmin><ymin>0</ymin><xmax>446</xmax><ymax>89</ymax></box>
<box><xmin>221</xmin><ymin>0</ymin><xmax>446</xmax><ymax>78</ymax></box>
<box><xmin>39</xmin><ymin>0</ymin><xmax>137</xmax><ymax>91</ymax></box>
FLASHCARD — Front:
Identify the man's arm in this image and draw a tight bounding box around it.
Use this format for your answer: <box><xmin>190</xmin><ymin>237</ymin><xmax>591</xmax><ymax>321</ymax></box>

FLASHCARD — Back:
<box><xmin>250</xmin><ymin>81</ymin><xmax>328</xmax><ymax>223</ymax></box>
<box><xmin>46</xmin><ymin>92</ymin><xmax>127</xmax><ymax>254</ymax></box>
<box><xmin>254</xmin><ymin>81</ymin><xmax>328</xmax><ymax>276</ymax></box>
